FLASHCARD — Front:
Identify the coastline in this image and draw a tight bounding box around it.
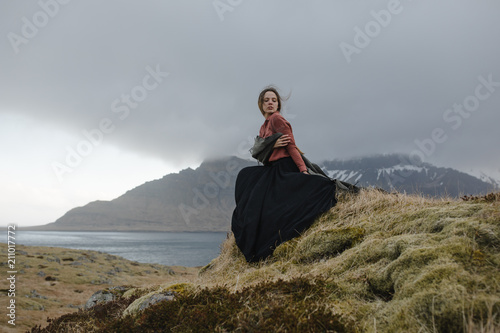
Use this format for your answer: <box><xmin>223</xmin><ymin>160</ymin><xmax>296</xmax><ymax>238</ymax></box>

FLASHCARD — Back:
<box><xmin>0</xmin><ymin>244</ymin><xmax>198</xmax><ymax>332</ymax></box>
<box><xmin>3</xmin><ymin>230</ymin><xmax>228</xmax><ymax>268</ymax></box>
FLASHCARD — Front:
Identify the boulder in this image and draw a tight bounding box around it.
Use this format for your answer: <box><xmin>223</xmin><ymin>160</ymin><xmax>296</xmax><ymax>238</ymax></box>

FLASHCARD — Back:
<box><xmin>84</xmin><ymin>286</ymin><xmax>128</xmax><ymax>309</ymax></box>
<box><xmin>123</xmin><ymin>291</ymin><xmax>176</xmax><ymax>316</ymax></box>
<box><xmin>84</xmin><ymin>290</ymin><xmax>115</xmax><ymax>309</ymax></box>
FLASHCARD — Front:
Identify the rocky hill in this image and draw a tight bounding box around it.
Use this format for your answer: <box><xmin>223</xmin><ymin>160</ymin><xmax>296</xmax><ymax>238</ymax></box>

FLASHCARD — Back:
<box><xmin>28</xmin><ymin>190</ymin><xmax>500</xmax><ymax>332</ymax></box>
<box><xmin>321</xmin><ymin>154</ymin><xmax>497</xmax><ymax>197</ymax></box>
<box><xmin>30</xmin><ymin>157</ymin><xmax>254</xmax><ymax>232</ymax></box>
<box><xmin>30</xmin><ymin>154</ymin><xmax>497</xmax><ymax>232</ymax></box>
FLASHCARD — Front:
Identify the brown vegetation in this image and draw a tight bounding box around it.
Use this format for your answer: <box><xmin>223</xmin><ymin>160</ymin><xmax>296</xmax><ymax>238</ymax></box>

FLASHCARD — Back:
<box><xmin>5</xmin><ymin>189</ymin><xmax>500</xmax><ymax>332</ymax></box>
<box><xmin>0</xmin><ymin>245</ymin><xmax>198</xmax><ymax>332</ymax></box>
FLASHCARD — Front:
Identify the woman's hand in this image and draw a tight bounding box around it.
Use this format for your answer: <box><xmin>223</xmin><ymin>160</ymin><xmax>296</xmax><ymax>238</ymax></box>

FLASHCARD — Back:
<box><xmin>273</xmin><ymin>134</ymin><xmax>291</xmax><ymax>148</ymax></box>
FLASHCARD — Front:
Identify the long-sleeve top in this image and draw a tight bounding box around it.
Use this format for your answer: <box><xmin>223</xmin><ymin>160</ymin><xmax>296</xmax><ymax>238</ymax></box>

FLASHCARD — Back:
<box><xmin>259</xmin><ymin>112</ymin><xmax>307</xmax><ymax>173</ymax></box>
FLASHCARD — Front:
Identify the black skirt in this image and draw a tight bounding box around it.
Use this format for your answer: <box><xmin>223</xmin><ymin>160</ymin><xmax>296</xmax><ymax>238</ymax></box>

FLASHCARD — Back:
<box><xmin>231</xmin><ymin>157</ymin><xmax>337</xmax><ymax>262</ymax></box>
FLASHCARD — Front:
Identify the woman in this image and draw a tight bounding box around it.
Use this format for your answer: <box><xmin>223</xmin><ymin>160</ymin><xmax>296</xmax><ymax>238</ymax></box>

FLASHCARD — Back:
<box><xmin>231</xmin><ymin>86</ymin><xmax>338</xmax><ymax>262</ymax></box>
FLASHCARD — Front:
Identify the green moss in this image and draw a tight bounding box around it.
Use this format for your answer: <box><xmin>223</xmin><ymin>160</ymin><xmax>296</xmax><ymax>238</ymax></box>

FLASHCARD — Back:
<box><xmin>29</xmin><ymin>191</ymin><xmax>500</xmax><ymax>333</ymax></box>
<box><xmin>164</xmin><ymin>282</ymin><xmax>194</xmax><ymax>295</ymax></box>
<box><xmin>122</xmin><ymin>288</ymin><xmax>138</xmax><ymax>299</ymax></box>
<box><xmin>108</xmin><ymin>277</ymin><xmax>354</xmax><ymax>332</ymax></box>
<box><xmin>292</xmin><ymin>227</ymin><xmax>365</xmax><ymax>263</ymax></box>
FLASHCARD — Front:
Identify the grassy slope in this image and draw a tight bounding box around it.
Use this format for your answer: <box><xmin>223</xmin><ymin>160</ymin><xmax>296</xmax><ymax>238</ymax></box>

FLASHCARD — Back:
<box><xmin>0</xmin><ymin>245</ymin><xmax>198</xmax><ymax>332</ymax></box>
<box><xmin>24</xmin><ymin>190</ymin><xmax>500</xmax><ymax>332</ymax></box>
<box><xmin>199</xmin><ymin>190</ymin><xmax>500</xmax><ymax>332</ymax></box>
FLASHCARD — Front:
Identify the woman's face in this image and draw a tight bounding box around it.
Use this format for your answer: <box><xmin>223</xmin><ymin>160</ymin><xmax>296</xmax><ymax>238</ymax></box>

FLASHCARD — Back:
<box><xmin>262</xmin><ymin>91</ymin><xmax>279</xmax><ymax>117</ymax></box>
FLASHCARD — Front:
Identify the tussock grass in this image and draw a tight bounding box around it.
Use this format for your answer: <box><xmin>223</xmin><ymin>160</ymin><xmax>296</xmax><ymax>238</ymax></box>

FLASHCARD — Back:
<box><xmin>198</xmin><ymin>189</ymin><xmax>500</xmax><ymax>332</ymax></box>
<box><xmin>29</xmin><ymin>190</ymin><xmax>499</xmax><ymax>332</ymax></box>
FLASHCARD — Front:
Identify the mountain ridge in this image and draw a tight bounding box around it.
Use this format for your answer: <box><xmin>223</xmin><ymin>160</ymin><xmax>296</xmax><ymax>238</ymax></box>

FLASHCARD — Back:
<box><xmin>27</xmin><ymin>154</ymin><xmax>498</xmax><ymax>232</ymax></box>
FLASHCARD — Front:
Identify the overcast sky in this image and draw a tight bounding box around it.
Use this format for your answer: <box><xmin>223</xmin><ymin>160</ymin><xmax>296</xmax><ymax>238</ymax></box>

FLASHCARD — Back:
<box><xmin>1</xmin><ymin>0</ymin><xmax>499</xmax><ymax>227</ymax></box>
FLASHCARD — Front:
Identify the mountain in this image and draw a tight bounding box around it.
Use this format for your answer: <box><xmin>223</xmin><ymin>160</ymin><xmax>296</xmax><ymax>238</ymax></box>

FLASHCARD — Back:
<box><xmin>30</xmin><ymin>154</ymin><xmax>497</xmax><ymax>232</ymax></box>
<box><xmin>30</xmin><ymin>157</ymin><xmax>254</xmax><ymax>232</ymax></box>
<box><xmin>463</xmin><ymin>168</ymin><xmax>500</xmax><ymax>189</ymax></box>
<box><xmin>321</xmin><ymin>154</ymin><xmax>498</xmax><ymax>197</ymax></box>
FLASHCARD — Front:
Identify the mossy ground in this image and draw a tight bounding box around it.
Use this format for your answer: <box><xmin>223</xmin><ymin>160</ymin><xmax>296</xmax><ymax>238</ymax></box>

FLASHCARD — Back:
<box><xmin>0</xmin><ymin>245</ymin><xmax>198</xmax><ymax>332</ymax></box>
<box><xmin>22</xmin><ymin>190</ymin><xmax>500</xmax><ymax>332</ymax></box>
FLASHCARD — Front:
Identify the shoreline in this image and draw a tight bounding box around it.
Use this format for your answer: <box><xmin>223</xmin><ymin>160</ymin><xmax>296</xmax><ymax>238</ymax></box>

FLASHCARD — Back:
<box><xmin>1</xmin><ymin>230</ymin><xmax>227</xmax><ymax>268</ymax></box>
<box><xmin>0</xmin><ymin>244</ymin><xmax>198</xmax><ymax>332</ymax></box>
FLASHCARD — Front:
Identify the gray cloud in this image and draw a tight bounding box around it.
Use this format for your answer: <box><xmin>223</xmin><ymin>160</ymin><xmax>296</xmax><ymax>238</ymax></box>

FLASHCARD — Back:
<box><xmin>1</xmin><ymin>0</ymin><xmax>499</xmax><ymax>172</ymax></box>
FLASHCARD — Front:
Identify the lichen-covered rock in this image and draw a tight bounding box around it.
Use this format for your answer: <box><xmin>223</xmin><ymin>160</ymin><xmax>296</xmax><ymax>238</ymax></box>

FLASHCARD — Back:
<box><xmin>84</xmin><ymin>290</ymin><xmax>116</xmax><ymax>309</ymax></box>
<box><xmin>84</xmin><ymin>287</ymin><xmax>128</xmax><ymax>309</ymax></box>
<box><xmin>123</xmin><ymin>291</ymin><xmax>176</xmax><ymax>316</ymax></box>
<box><xmin>138</xmin><ymin>292</ymin><xmax>175</xmax><ymax>311</ymax></box>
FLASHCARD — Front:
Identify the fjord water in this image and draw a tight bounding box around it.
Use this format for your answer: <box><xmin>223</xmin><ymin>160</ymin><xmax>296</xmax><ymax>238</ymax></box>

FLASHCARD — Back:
<box><xmin>15</xmin><ymin>231</ymin><xmax>228</xmax><ymax>267</ymax></box>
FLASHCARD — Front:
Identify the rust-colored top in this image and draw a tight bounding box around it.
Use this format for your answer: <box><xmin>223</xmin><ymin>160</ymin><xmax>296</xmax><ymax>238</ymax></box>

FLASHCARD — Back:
<box><xmin>259</xmin><ymin>112</ymin><xmax>307</xmax><ymax>172</ymax></box>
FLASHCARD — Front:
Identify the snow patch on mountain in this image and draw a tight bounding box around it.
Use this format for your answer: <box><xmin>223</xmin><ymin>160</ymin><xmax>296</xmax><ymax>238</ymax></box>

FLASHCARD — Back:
<box><xmin>327</xmin><ymin>170</ymin><xmax>362</xmax><ymax>181</ymax></box>
<box><xmin>463</xmin><ymin>168</ymin><xmax>500</xmax><ymax>189</ymax></box>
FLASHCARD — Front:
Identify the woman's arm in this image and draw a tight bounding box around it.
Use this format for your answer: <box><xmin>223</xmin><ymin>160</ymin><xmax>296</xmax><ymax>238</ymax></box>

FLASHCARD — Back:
<box><xmin>271</xmin><ymin>116</ymin><xmax>307</xmax><ymax>173</ymax></box>
<box><xmin>273</xmin><ymin>134</ymin><xmax>290</xmax><ymax>148</ymax></box>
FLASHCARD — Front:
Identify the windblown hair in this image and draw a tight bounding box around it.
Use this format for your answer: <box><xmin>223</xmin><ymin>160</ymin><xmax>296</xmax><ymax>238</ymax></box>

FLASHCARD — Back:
<box><xmin>257</xmin><ymin>86</ymin><xmax>284</xmax><ymax>117</ymax></box>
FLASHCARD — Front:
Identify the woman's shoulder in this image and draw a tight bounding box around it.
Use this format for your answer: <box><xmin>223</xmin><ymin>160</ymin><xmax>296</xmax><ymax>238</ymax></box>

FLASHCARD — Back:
<box><xmin>269</xmin><ymin>112</ymin><xmax>290</xmax><ymax>129</ymax></box>
<box><xmin>269</xmin><ymin>112</ymin><xmax>287</xmax><ymax>123</ymax></box>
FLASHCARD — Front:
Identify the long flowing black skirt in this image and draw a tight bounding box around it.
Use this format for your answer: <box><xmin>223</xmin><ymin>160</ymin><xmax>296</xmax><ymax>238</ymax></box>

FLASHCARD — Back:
<box><xmin>231</xmin><ymin>157</ymin><xmax>337</xmax><ymax>262</ymax></box>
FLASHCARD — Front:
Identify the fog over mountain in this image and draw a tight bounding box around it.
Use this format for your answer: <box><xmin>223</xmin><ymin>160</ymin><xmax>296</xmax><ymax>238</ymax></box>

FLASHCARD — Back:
<box><xmin>2</xmin><ymin>1</ymin><xmax>499</xmax><ymax>227</ymax></box>
<box><xmin>28</xmin><ymin>155</ymin><xmax>497</xmax><ymax>232</ymax></box>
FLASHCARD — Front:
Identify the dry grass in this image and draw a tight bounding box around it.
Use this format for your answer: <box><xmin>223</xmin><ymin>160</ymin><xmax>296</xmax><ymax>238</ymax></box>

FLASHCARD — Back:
<box><xmin>0</xmin><ymin>245</ymin><xmax>198</xmax><ymax>332</ymax></box>
<box><xmin>11</xmin><ymin>189</ymin><xmax>500</xmax><ymax>332</ymax></box>
<box><xmin>198</xmin><ymin>189</ymin><xmax>500</xmax><ymax>332</ymax></box>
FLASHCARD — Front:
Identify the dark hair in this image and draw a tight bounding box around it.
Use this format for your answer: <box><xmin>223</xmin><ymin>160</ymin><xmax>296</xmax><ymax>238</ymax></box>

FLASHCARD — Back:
<box><xmin>257</xmin><ymin>86</ymin><xmax>283</xmax><ymax>117</ymax></box>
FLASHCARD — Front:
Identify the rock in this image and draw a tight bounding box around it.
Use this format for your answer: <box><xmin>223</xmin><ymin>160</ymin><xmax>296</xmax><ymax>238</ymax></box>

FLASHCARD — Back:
<box><xmin>141</xmin><ymin>264</ymin><xmax>174</xmax><ymax>274</ymax></box>
<box><xmin>76</xmin><ymin>255</ymin><xmax>96</xmax><ymax>263</ymax></box>
<box><xmin>109</xmin><ymin>286</ymin><xmax>128</xmax><ymax>293</ymax></box>
<box><xmin>84</xmin><ymin>287</ymin><xmax>129</xmax><ymax>310</ymax></box>
<box><xmin>84</xmin><ymin>290</ymin><xmax>116</xmax><ymax>309</ymax></box>
<box><xmin>46</xmin><ymin>256</ymin><xmax>61</xmax><ymax>264</ymax></box>
<box><xmin>123</xmin><ymin>291</ymin><xmax>176</xmax><ymax>316</ymax></box>
<box><xmin>138</xmin><ymin>292</ymin><xmax>175</xmax><ymax>311</ymax></box>
<box><xmin>25</xmin><ymin>290</ymin><xmax>48</xmax><ymax>299</ymax></box>
<box><xmin>106</xmin><ymin>266</ymin><xmax>124</xmax><ymax>276</ymax></box>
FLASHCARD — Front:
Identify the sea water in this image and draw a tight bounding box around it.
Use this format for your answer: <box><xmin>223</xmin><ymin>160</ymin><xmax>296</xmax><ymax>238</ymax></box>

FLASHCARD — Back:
<box><xmin>13</xmin><ymin>231</ymin><xmax>228</xmax><ymax>267</ymax></box>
